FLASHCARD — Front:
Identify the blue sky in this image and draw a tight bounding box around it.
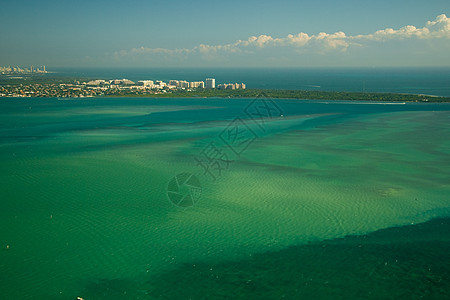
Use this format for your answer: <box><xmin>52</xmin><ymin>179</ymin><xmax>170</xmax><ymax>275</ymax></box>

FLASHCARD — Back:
<box><xmin>0</xmin><ymin>0</ymin><xmax>449</xmax><ymax>67</ymax></box>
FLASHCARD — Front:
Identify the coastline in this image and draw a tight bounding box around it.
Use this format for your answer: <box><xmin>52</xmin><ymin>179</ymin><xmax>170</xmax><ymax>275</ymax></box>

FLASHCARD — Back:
<box><xmin>2</xmin><ymin>68</ymin><xmax>450</xmax><ymax>101</ymax></box>
<box><xmin>2</xmin><ymin>89</ymin><xmax>450</xmax><ymax>103</ymax></box>
<box><xmin>101</xmin><ymin>90</ymin><xmax>450</xmax><ymax>102</ymax></box>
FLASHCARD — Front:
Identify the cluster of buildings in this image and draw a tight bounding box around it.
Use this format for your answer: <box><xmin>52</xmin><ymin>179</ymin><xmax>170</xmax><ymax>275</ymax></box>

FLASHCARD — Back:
<box><xmin>217</xmin><ymin>83</ymin><xmax>246</xmax><ymax>90</ymax></box>
<box><xmin>0</xmin><ymin>77</ymin><xmax>247</xmax><ymax>98</ymax></box>
<box><xmin>84</xmin><ymin>77</ymin><xmax>246</xmax><ymax>91</ymax></box>
<box><xmin>0</xmin><ymin>65</ymin><xmax>47</xmax><ymax>74</ymax></box>
<box><xmin>168</xmin><ymin>80</ymin><xmax>205</xmax><ymax>89</ymax></box>
<box><xmin>85</xmin><ymin>79</ymin><xmax>135</xmax><ymax>87</ymax></box>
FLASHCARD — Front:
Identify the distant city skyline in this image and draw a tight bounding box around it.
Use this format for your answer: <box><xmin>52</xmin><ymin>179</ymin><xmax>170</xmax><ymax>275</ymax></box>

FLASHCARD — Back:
<box><xmin>0</xmin><ymin>65</ymin><xmax>47</xmax><ymax>74</ymax></box>
<box><xmin>0</xmin><ymin>0</ymin><xmax>449</xmax><ymax>68</ymax></box>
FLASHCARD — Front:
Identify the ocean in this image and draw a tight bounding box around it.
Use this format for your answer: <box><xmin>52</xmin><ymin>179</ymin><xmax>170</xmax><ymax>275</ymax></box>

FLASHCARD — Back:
<box><xmin>0</xmin><ymin>69</ymin><xmax>450</xmax><ymax>298</ymax></box>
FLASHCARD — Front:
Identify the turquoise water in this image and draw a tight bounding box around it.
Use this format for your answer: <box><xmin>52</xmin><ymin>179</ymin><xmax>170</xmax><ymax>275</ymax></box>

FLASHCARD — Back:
<box><xmin>0</xmin><ymin>98</ymin><xmax>449</xmax><ymax>299</ymax></box>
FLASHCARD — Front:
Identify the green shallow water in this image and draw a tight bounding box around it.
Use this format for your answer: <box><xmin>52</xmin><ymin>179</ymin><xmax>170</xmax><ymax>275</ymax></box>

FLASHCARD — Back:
<box><xmin>0</xmin><ymin>98</ymin><xmax>449</xmax><ymax>299</ymax></box>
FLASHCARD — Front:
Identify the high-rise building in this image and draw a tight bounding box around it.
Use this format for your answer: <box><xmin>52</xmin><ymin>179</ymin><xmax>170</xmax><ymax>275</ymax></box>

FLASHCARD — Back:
<box><xmin>179</xmin><ymin>80</ymin><xmax>189</xmax><ymax>88</ymax></box>
<box><xmin>169</xmin><ymin>80</ymin><xmax>179</xmax><ymax>87</ymax></box>
<box><xmin>189</xmin><ymin>81</ymin><xmax>205</xmax><ymax>88</ymax></box>
<box><xmin>205</xmin><ymin>78</ymin><xmax>215</xmax><ymax>89</ymax></box>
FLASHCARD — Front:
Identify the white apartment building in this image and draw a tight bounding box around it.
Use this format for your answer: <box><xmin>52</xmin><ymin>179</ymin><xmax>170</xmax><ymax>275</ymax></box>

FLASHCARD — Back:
<box><xmin>205</xmin><ymin>78</ymin><xmax>215</xmax><ymax>89</ymax></box>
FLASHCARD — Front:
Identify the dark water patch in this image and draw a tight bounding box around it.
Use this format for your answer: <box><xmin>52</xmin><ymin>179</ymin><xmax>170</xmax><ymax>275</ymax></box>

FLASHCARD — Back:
<box><xmin>147</xmin><ymin>218</ymin><xmax>450</xmax><ymax>299</ymax></box>
<box><xmin>0</xmin><ymin>135</ymin><xmax>52</xmax><ymax>142</ymax></box>
<box><xmin>79</xmin><ymin>278</ymin><xmax>147</xmax><ymax>300</ymax></box>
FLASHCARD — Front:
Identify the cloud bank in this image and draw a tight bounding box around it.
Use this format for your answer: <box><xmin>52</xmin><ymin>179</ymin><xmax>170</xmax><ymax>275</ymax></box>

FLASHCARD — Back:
<box><xmin>113</xmin><ymin>14</ymin><xmax>450</xmax><ymax>66</ymax></box>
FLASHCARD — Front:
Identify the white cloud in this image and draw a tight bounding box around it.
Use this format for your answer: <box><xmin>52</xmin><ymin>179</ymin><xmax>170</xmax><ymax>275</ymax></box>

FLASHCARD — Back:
<box><xmin>283</xmin><ymin>33</ymin><xmax>311</xmax><ymax>47</ymax></box>
<box><xmin>424</xmin><ymin>14</ymin><xmax>450</xmax><ymax>37</ymax></box>
<box><xmin>114</xmin><ymin>14</ymin><xmax>450</xmax><ymax>62</ymax></box>
<box><xmin>354</xmin><ymin>14</ymin><xmax>450</xmax><ymax>41</ymax></box>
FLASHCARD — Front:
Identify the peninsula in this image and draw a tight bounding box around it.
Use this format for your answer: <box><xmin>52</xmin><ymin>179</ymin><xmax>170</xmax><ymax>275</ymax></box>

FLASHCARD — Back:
<box><xmin>1</xmin><ymin>74</ymin><xmax>449</xmax><ymax>102</ymax></box>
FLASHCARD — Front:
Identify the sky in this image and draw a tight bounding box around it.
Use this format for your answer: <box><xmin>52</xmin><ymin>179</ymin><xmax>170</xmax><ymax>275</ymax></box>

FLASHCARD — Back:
<box><xmin>0</xmin><ymin>0</ymin><xmax>449</xmax><ymax>68</ymax></box>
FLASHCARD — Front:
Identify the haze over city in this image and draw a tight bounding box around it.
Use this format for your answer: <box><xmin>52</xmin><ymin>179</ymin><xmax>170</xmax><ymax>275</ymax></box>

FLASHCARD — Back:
<box><xmin>1</xmin><ymin>0</ymin><xmax>449</xmax><ymax>68</ymax></box>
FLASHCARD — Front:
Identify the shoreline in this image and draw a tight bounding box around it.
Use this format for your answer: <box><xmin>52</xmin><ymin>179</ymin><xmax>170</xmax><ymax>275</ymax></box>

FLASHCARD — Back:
<box><xmin>102</xmin><ymin>92</ymin><xmax>450</xmax><ymax>102</ymax></box>
<box><xmin>2</xmin><ymin>90</ymin><xmax>450</xmax><ymax>102</ymax></box>
<box><xmin>4</xmin><ymin>94</ymin><xmax>450</xmax><ymax>103</ymax></box>
<box><xmin>3</xmin><ymin>96</ymin><xmax>450</xmax><ymax>103</ymax></box>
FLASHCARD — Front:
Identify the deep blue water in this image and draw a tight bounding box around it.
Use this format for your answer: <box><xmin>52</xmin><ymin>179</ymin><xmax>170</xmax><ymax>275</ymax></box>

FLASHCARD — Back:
<box><xmin>50</xmin><ymin>67</ymin><xmax>450</xmax><ymax>97</ymax></box>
